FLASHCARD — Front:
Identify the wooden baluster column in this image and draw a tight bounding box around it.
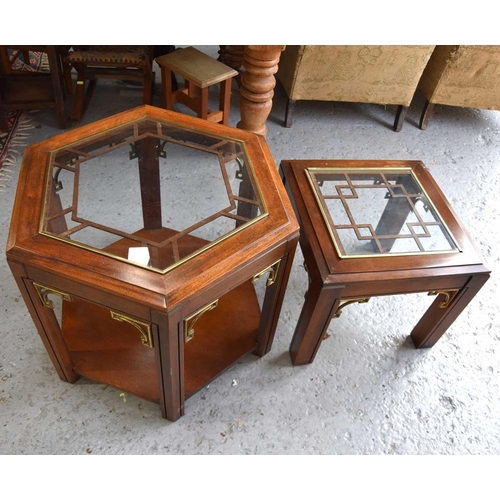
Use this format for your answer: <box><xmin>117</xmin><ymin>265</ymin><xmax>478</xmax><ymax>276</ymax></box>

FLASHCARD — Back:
<box><xmin>218</xmin><ymin>45</ymin><xmax>245</xmax><ymax>71</ymax></box>
<box><xmin>237</xmin><ymin>45</ymin><xmax>285</xmax><ymax>136</ymax></box>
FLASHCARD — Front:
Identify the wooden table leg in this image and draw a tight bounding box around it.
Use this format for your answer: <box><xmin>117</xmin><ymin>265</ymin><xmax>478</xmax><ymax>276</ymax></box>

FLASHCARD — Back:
<box><xmin>289</xmin><ymin>279</ymin><xmax>344</xmax><ymax>366</ymax></box>
<box><xmin>151</xmin><ymin>308</ymin><xmax>182</xmax><ymax>421</ymax></box>
<box><xmin>411</xmin><ymin>274</ymin><xmax>490</xmax><ymax>348</ymax></box>
<box><xmin>255</xmin><ymin>239</ymin><xmax>299</xmax><ymax>357</ymax></box>
<box><xmin>237</xmin><ymin>45</ymin><xmax>285</xmax><ymax>136</ymax></box>
<box><xmin>22</xmin><ymin>276</ymin><xmax>80</xmax><ymax>383</ymax></box>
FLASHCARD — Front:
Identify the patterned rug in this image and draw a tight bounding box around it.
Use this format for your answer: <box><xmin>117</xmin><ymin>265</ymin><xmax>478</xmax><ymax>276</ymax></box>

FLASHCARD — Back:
<box><xmin>0</xmin><ymin>50</ymin><xmax>46</xmax><ymax>190</ymax></box>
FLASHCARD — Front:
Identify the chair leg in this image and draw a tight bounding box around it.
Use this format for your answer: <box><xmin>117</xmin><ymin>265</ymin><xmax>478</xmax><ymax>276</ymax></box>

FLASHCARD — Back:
<box><xmin>285</xmin><ymin>98</ymin><xmax>296</xmax><ymax>128</ymax></box>
<box><xmin>420</xmin><ymin>100</ymin><xmax>435</xmax><ymax>130</ymax></box>
<box><xmin>22</xmin><ymin>50</ymin><xmax>31</xmax><ymax>65</ymax></box>
<box><xmin>47</xmin><ymin>47</ymin><xmax>68</xmax><ymax>129</ymax></box>
<box><xmin>70</xmin><ymin>70</ymin><xmax>96</xmax><ymax>124</ymax></box>
<box><xmin>70</xmin><ymin>73</ymin><xmax>86</xmax><ymax>123</ymax></box>
<box><xmin>393</xmin><ymin>105</ymin><xmax>408</xmax><ymax>132</ymax></box>
<box><xmin>62</xmin><ymin>60</ymin><xmax>73</xmax><ymax>95</ymax></box>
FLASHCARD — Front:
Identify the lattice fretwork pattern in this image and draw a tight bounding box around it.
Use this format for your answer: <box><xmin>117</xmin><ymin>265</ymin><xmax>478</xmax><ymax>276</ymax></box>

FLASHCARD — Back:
<box><xmin>307</xmin><ymin>169</ymin><xmax>458</xmax><ymax>257</ymax></box>
<box><xmin>41</xmin><ymin>118</ymin><xmax>266</xmax><ymax>272</ymax></box>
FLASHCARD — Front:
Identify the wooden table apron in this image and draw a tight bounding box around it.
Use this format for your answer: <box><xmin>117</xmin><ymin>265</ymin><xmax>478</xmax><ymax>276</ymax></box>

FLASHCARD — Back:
<box><xmin>280</xmin><ymin>160</ymin><xmax>490</xmax><ymax>366</ymax></box>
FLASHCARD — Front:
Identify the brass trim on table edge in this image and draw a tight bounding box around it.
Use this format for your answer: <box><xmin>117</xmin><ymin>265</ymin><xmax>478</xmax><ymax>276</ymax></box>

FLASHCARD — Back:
<box><xmin>110</xmin><ymin>311</ymin><xmax>153</xmax><ymax>348</ymax></box>
<box><xmin>240</xmin><ymin>142</ymin><xmax>268</xmax><ymax>216</ymax></box>
<box><xmin>184</xmin><ymin>299</ymin><xmax>219</xmax><ymax>343</ymax></box>
<box><xmin>428</xmin><ymin>289</ymin><xmax>460</xmax><ymax>308</ymax></box>
<box><xmin>37</xmin><ymin>117</ymin><xmax>272</xmax><ymax>275</ymax></box>
<box><xmin>38</xmin><ymin>212</ymin><xmax>269</xmax><ymax>275</ymax></box>
<box><xmin>33</xmin><ymin>282</ymin><xmax>72</xmax><ymax>309</ymax></box>
<box><xmin>304</xmin><ymin>167</ymin><xmax>462</xmax><ymax>259</ymax></box>
<box><xmin>251</xmin><ymin>258</ymin><xmax>282</xmax><ymax>287</ymax></box>
<box><xmin>333</xmin><ymin>297</ymin><xmax>371</xmax><ymax>318</ymax></box>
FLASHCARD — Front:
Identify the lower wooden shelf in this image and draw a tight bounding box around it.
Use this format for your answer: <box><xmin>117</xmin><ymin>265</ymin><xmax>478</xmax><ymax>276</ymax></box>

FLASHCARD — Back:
<box><xmin>62</xmin><ymin>297</ymin><xmax>161</xmax><ymax>403</ymax></box>
<box><xmin>184</xmin><ymin>279</ymin><xmax>261</xmax><ymax>397</ymax></box>
<box><xmin>60</xmin><ymin>278</ymin><xmax>261</xmax><ymax>404</ymax></box>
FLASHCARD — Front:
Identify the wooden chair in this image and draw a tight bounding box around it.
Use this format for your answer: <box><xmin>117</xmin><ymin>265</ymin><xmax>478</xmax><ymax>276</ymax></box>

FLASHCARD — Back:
<box><xmin>65</xmin><ymin>46</ymin><xmax>154</xmax><ymax>123</ymax></box>
<box><xmin>276</xmin><ymin>45</ymin><xmax>435</xmax><ymax>131</ymax></box>
<box><xmin>418</xmin><ymin>45</ymin><xmax>500</xmax><ymax>129</ymax></box>
<box><xmin>0</xmin><ymin>45</ymin><xmax>71</xmax><ymax>131</ymax></box>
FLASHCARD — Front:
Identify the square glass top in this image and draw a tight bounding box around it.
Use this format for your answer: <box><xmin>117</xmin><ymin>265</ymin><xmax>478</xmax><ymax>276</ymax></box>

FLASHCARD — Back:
<box><xmin>306</xmin><ymin>168</ymin><xmax>459</xmax><ymax>258</ymax></box>
<box><xmin>40</xmin><ymin>118</ymin><xmax>266</xmax><ymax>273</ymax></box>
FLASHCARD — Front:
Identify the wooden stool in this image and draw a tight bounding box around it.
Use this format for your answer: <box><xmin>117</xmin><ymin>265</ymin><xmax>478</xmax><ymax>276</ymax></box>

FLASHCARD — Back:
<box><xmin>156</xmin><ymin>47</ymin><xmax>238</xmax><ymax>125</ymax></box>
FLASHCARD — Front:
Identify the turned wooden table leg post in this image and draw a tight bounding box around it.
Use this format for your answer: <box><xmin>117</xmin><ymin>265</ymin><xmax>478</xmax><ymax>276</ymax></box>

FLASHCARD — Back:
<box><xmin>237</xmin><ymin>45</ymin><xmax>285</xmax><ymax>136</ymax></box>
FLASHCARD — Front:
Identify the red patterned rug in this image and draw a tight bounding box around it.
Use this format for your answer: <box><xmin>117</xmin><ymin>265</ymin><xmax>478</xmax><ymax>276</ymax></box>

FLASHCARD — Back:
<box><xmin>0</xmin><ymin>50</ymin><xmax>46</xmax><ymax>189</ymax></box>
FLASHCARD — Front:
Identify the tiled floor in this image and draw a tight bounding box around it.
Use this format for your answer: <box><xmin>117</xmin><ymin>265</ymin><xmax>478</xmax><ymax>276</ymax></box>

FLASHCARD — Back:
<box><xmin>1</xmin><ymin>46</ymin><xmax>499</xmax><ymax>454</ymax></box>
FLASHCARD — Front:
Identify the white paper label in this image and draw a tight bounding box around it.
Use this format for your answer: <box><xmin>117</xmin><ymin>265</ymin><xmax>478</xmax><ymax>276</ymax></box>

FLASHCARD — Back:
<box><xmin>128</xmin><ymin>247</ymin><xmax>151</xmax><ymax>266</ymax></box>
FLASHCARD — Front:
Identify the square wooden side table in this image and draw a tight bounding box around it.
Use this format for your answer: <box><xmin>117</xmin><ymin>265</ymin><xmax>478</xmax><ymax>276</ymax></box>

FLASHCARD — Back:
<box><xmin>6</xmin><ymin>105</ymin><xmax>299</xmax><ymax>421</ymax></box>
<box><xmin>280</xmin><ymin>159</ymin><xmax>490</xmax><ymax>366</ymax></box>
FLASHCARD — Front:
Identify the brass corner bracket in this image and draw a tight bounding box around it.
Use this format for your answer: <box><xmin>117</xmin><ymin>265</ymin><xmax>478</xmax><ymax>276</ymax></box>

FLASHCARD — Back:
<box><xmin>110</xmin><ymin>311</ymin><xmax>153</xmax><ymax>348</ymax></box>
<box><xmin>428</xmin><ymin>289</ymin><xmax>460</xmax><ymax>309</ymax></box>
<box><xmin>252</xmin><ymin>259</ymin><xmax>281</xmax><ymax>288</ymax></box>
<box><xmin>33</xmin><ymin>282</ymin><xmax>72</xmax><ymax>309</ymax></box>
<box><xmin>334</xmin><ymin>297</ymin><xmax>371</xmax><ymax>318</ymax></box>
<box><xmin>184</xmin><ymin>299</ymin><xmax>219</xmax><ymax>343</ymax></box>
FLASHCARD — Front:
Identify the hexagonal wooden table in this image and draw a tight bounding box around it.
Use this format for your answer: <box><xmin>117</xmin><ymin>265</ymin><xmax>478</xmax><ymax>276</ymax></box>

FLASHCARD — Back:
<box><xmin>280</xmin><ymin>159</ymin><xmax>490</xmax><ymax>366</ymax></box>
<box><xmin>7</xmin><ymin>105</ymin><xmax>299</xmax><ymax>421</ymax></box>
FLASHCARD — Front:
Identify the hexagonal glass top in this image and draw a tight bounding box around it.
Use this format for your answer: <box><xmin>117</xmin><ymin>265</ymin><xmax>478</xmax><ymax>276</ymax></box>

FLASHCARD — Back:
<box><xmin>306</xmin><ymin>168</ymin><xmax>459</xmax><ymax>257</ymax></box>
<box><xmin>41</xmin><ymin>118</ymin><xmax>266</xmax><ymax>272</ymax></box>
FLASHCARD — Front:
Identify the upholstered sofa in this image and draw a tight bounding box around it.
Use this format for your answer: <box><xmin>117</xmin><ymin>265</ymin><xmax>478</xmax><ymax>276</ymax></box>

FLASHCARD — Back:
<box><xmin>276</xmin><ymin>45</ymin><xmax>435</xmax><ymax>131</ymax></box>
<box><xmin>418</xmin><ymin>45</ymin><xmax>500</xmax><ymax>129</ymax></box>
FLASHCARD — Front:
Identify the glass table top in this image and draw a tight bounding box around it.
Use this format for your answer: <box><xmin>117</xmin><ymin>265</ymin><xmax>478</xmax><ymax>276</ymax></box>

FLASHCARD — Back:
<box><xmin>306</xmin><ymin>168</ymin><xmax>459</xmax><ymax>258</ymax></box>
<box><xmin>41</xmin><ymin>118</ymin><xmax>266</xmax><ymax>273</ymax></box>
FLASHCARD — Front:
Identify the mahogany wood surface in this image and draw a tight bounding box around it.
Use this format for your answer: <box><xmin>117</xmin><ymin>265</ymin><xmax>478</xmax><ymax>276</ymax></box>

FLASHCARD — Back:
<box><xmin>6</xmin><ymin>106</ymin><xmax>299</xmax><ymax>421</ymax></box>
<box><xmin>183</xmin><ymin>280</ymin><xmax>260</xmax><ymax>397</ymax></box>
<box><xmin>61</xmin><ymin>296</ymin><xmax>161</xmax><ymax>403</ymax></box>
<box><xmin>281</xmin><ymin>159</ymin><xmax>490</xmax><ymax>365</ymax></box>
